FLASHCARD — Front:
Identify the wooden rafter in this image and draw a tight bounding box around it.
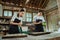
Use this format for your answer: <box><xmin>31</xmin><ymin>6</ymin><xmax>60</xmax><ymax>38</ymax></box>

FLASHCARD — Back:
<box><xmin>43</xmin><ymin>0</ymin><xmax>49</xmax><ymax>8</ymax></box>
<box><xmin>39</xmin><ymin>0</ymin><xmax>43</xmax><ymax>8</ymax></box>
<box><xmin>1</xmin><ymin>0</ymin><xmax>49</xmax><ymax>9</ymax></box>
<box><xmin>41</xmin><ymin>0</ymin><xmax>47</xmax><ymax>8</ymax></box>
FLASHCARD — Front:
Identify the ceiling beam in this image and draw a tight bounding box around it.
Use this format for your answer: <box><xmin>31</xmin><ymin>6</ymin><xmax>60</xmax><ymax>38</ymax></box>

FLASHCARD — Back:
<box><xmin>39</xmin><ymin>0</ymin><xmax>43</xmax><ymax>8</ymax></box>
<box><xmin>43</xmin><ymin>0</ymin><xmax>49</xmax><ymax>8</ymax></box>
<box><xmin>35</xmin><ymin>0</ymin><xmax>40</xmax><ymax>8</ymax></box>
<box><xmin>1</xmin><ymin>0</ymin><xmax>48</xmax><ymax>9</ymax></box>
<box><xmin>0</xmin><ymin>1</ymin><xmax>45</xmax><ymax>10</ymax></box>
<box><xmin>41</xmin><ymin>0</ymin><xmax>46</xmax><ymax>8</ymax></box>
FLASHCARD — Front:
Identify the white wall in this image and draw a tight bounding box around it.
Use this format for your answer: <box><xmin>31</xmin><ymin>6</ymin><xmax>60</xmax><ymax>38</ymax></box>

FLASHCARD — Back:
<box><xmin>0</xmin><ymin>4</ymin><xmax>2</xmax><ymax>16</ymax></box>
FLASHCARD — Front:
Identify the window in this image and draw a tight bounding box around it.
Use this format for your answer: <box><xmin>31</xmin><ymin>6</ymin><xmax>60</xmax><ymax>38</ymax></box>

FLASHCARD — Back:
<box><xmin>33</xmin><ymin>13</ymin><xmax>37</xmax><ymax>20</ymax></box>
<box><xmin>13</xmin><ymin>11</ymin><xmax>18</xmax><ymax>16</ymax></box>
<box><xmin>25</xmin><ymin>13</ymin><xmax>32</xmax><ymax>22</ymax></box>
<box><xmin>23</xmin><ymin>12</ymin><xmax>37</xmax><ymax>22</ymax></box>
<box><xmin>33</xmin><ymin>13</ymin><xmax>37</xmax><ymax>16</ymax></box>
<box><xmin>4</xmin><ymin>10</ymin><xmax>12</xmax><ymax>17</ymax></box>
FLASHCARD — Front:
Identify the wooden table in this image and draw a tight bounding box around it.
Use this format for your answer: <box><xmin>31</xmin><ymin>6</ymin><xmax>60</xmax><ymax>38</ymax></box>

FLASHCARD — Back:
<box><xmin>2</xmin><ymin>34</ymin><xmax>27</xmax><ymax>39</ymax></box>
<box><xmin>2</xmin><ymin>32</ymin><xmax>60</xmax><ymax>40</ymax></box>
<box><xmin>27</xmin><ymin>32</ymin><xmax>60</xmax><ymax>40</ymax></box>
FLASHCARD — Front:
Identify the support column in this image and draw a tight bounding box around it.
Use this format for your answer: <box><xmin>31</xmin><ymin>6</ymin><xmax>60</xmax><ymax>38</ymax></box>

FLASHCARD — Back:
<box><xmin>56</xmin><ymin>0</ymin><xmax>60</xmax><ymax>17</ymax></box>
<box><xmin>0</xmin><ymin>4</ymin><xmax>2</xmax><ymax>16</ymax></box>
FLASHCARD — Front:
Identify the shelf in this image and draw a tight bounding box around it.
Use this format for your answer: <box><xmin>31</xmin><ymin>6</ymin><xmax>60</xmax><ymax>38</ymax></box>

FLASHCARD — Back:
<box><xmin>0</xmin><ymin>16</ymin><xmax>12</xmax><ymax>19</ymax></box>
<box><xmin>0</xmin><ymin>23</ymin><xmax>10</xmax><ymax>25</ymax></box>
<box><xmin>0</xmin><ymin>29</ymin><xmax>8</xmax><ymax>32</ymax></box>
<box><xmin>2</xmin><ymin>34</ymin><xmax>27</xmax><ymax>39</ymax></box>
<box><xmin>0</xmin><ymin>29</ymin><xmax>8</xmax><ymax>31</ymax></box>
<box><xmin>0</xmin><ymin>16</ymin><xmax>11</xmax><ymax>35</ymax></box>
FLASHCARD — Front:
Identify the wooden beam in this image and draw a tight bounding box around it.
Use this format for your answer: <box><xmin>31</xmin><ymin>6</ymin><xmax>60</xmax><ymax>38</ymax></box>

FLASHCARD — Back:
<box><xmin>31</xmin><ymin>0</ymin><xmax>34</xmax><ymax>7</ymax></box>
<box><xmin>42</xmin><ymin>0</ymin><xmax>49</xmax><ymax>8</ymax></box>
<box><xmin>39</xmin><ymin>0</ymin><xmax>43</xmax><ymax>8</ymax></box>
<box><xmin>37</xmin><ymin>0</ymin><xmax>41</xmax><ymax>8</ymax></box>
<box><xmin>36</xmin><ymin>0</ymin><xmax>40</xmax><ymax>8</ymax></box>
<box><xmin>46</xmin><ymin>5</ymin><xmax>58</xmax><ymax>15</ymax></box>
<box><xmin>40</xmin><ymin>0</ymin><xmax>44</xmax><ymax>8</ymax></box>
<box><xmin>32</xmin><ymin>0</ymin><xmax>36</xmax><ymax>7</ymax></box>
<box><xmin>41</xmin><ymin>0</ymin><xmax>47</xmax><ymax>8</ymax></box>
<box><xmin>27</xmin><ymin>0</ymin><xmax>32</xmax><ymax>7</ymax></box>
<box><xmin>0</xmin><ymin>0</ymin><xmax>45</xmax><ymax>10</ymax></box>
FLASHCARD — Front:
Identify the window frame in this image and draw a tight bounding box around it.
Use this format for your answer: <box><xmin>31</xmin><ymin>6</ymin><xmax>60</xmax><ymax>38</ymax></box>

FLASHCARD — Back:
<box><xmin>3</xmin><ymin>9</ymin><xmax>37</xmax><ymax>23</ymax></box>
<box><xmin>3</xmin><ymin>9</ymin><xmax>13</xmax><ymax>17</ymax></box>
<box><xmin>25</xmin><ymin>12</ymin><xmax>33</xmax><ymax>22</ymax></box>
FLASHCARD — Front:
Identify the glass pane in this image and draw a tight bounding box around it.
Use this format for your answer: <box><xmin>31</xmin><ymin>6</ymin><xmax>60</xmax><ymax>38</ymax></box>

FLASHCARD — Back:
<box><xmin>26</xmin><ymin>18</ymin><xmax>32</xmax><ymax>22</ymax></box>
<box><xmin>4</xmin><ymin>11</ymin><xmax>8</xmax><ymax>16</ymax></box>
<box><xmin>8</xmin><ymin>11</ymin><xmax>12</xmax><ymax>16</ymax></box>
<box><xmin>14</xmin><ymin>12</ymin><xmax>18</xmax><ymax>16</ymax></box>
<box><xmin>33</xmin><ymin>13</ymin><xmax>37</xmax><ymax>16</ymax></box>
<box><xmin>26</xmin><ymin>13</ymin><xmax>32</xmax><ymax>17</ymax></box>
